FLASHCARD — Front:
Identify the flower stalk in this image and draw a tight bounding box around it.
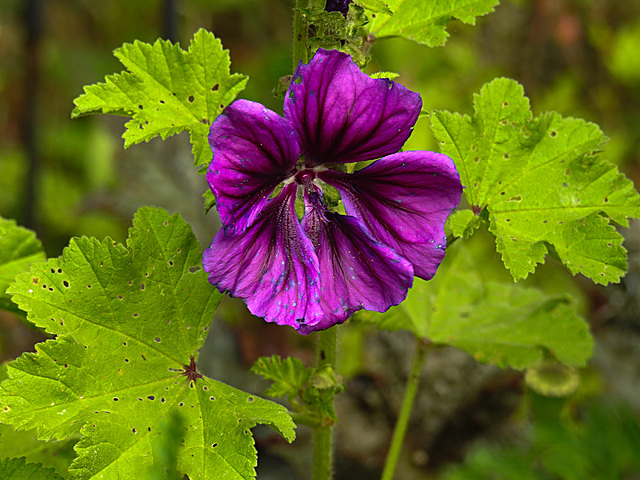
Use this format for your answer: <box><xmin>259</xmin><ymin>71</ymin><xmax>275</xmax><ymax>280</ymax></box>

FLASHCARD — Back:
<box><xmin>313</xmin><ymin>326</ymin><xmax>337</xmax><ymax>479</ymax></box>
<box><xmin>381</xmin><ymin>337</ymin><xmax>431</xmax><ymax>480</ymax></box>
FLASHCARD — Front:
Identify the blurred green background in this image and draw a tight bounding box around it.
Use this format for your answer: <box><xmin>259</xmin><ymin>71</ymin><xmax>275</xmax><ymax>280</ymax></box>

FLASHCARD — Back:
<box><xmin>1</xmin><ymin>0</ymin><xmax>640</xmax><ymax>478</ymax></box>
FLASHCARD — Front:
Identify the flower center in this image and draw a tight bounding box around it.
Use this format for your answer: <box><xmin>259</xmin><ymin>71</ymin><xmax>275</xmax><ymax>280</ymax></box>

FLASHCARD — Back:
<box><xmin>293</xmin><ymin>168</ymin><xmax>316</xmax><ymax>186</ymax></box>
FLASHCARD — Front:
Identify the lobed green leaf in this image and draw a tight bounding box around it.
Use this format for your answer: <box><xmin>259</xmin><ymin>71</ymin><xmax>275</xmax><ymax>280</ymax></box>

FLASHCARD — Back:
<box><xmin>72</xmin><ymin>29</ymin><xmax>248</xmax><ymax>171</ymax></box>
<box><xmin>367</xmin><ymin>0</ymin><xmax>500</xmax><ymax>46</ymax></box>
<box><xmin>0</xmin><ymin>207</ymin><xmax>294</xmax><ymax>479</ymax></box>
<box><xmin>431</xmin><ymin>78</ymin><xmax>640</xmax><ymax>283</ymax></box>
<box><xmin>357</xmin><ymin>244</ymin><xmax>593</xmax><ymax>369</ymax></box>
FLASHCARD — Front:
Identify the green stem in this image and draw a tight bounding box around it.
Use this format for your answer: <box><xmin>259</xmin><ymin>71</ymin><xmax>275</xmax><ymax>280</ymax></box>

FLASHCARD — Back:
<box><xmin>381</xmin><ymin>337</ymin><xmax>431</xmax><ymax>480</ymax></box>
<box><xmin>292</xmin><ymin>0</ymin><xmax>310</xmax><ymax>72</ymax></box>
<box><xmin>313</xmin><ymin>326</ymin><xmax>337</xmax><ymax>480</ymax></box>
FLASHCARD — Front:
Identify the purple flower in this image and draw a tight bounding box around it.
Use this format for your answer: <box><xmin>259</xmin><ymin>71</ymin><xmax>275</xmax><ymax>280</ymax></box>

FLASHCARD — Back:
<box><xmin>203</xmin><ymin>49</ymin><xmax>462</xmax><ymax>334</ymax></box>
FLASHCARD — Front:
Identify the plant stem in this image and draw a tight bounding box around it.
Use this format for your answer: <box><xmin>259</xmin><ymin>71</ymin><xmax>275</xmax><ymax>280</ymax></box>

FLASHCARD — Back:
<box><xmin>292</xmin><ymin>0</ymin><xmax>310</xmax><ymax>72</ymax></box>
<box><xmin>313</xmin><ymin>326</ymin><xmax>337</xmax><ymax>480</ymax></box>
<box><xmin>380</xmin><ymin>337</ymin><xmax>431</xmax><ymax>480</ymax></box>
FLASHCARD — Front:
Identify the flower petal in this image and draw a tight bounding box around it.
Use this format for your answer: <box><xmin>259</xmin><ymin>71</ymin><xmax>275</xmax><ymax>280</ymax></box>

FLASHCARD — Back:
<box><xmin>207</xmin><ymin>99</ymin><xmax>300</xmax><ymax>232</ymax></box>
<box><xmin>203</xmin><ymin>184</ymin><xmax>323</xmax><ymax>329</ymax></box>
<box><xmin>319</xmin><ymin>151</ymin><xmax>462</xmax><ymax>280</ymax></box>
<box><xmin>298</xmin><ymin>191</ymin><xmax>414</xmax><ymax>334</ymax></box>
<box><xmin>284</xmin><ymin>49</ymin><xmax>421</xmax><ymax>167</ymax></box>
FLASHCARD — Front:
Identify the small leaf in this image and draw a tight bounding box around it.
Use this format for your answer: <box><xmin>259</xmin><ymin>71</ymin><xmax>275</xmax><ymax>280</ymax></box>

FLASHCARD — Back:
<box><xmin>370</xmin><ymin>71</ymin><xmax>400</xmax><ymax>80</ymax></box>
<box><xmin>367</xmin><ymin>0</ymin><xmax>500</xmax><ymax>46</ymax></box>
<box><xmin>431</xmin><ymin>78</ymin><xmax>640</xmax><ymax>283</ymax></box>
<box><xmin>0</xmin><ymin>218</ymin><xmax>45</xmax><ymax>315</ymax></box>
<box><xmin>525</xmin><ymin>361</ymin><xmax>580</xmax><ymax>398</ymax></box>
<box><xmin>447</xmin><ymin>209</ymin><xmax>482</xmax><ymax>239</ymax></box>
<box><xmin>72</xmin><ymin>29</ymin><xmax>248</xmax><ymax>171</ymax></box>
<box><xmin>356</xmin><ymin>0</ymin><xmax>393</xmax><ymax>15</ymax></box>
<box><xmin>357</xmin><ymin>244</ymin><xmax>593</xmax><ymax>369</ymax></box>
<box><xmin>251</xmin><ymin>355</ymin><xmax>312</xmax><ymax>402</ymax></box>
<box><xmin>0</xmin><ymin>207</ymin><xmax>294</xmax><ymax>479</ymax></box>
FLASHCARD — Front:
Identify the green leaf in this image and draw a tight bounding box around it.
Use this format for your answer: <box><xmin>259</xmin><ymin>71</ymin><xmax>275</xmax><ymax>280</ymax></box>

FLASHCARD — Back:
<box><xmin>0</xmin><ymin>218</ymin><xmax>45</xmax><ymax>315</ymax></box>
<box><xmin>0</xmin><ymin>207</ymin><xmax>295</xmax><ymax>479</ymax></box>
<box><xmin>252</xmin><ymin>356</ymin><xmax>343</xmax><ymax>426</ymax></box>
<box><xmin>72</xmin><ymin>29</ymin><xmax>248</xmax><ymax>170</ymax></box>
<box><xmin>367</xmin><ymin>0</ymin><xmax>500</xmax><ymax>46</ymax></box>
<box><xmin>0</xmin><ymin>457</ymin><xmax>64</xmax><ymax>480</ymax></box>
<box><xmin>356</xmin><ymin>244</ymin><xmax>593</xmax><ymax>369</ymax></box>
<box><xmin>431</xmin><ymin>78</ymin><xmax>640</xmax><ymax>284</ymax></box>
<box><xmin>251</xmin><ymin>355</ymin><xmax>312</xmax><ymax>403</ymax></box>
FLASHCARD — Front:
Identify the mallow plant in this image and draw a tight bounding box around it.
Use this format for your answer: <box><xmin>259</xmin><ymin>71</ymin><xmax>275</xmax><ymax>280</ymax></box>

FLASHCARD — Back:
<box><xmin>1</xmin><ymin>1</ymin><xmax>638</xmax><ymax>479</ymax></box>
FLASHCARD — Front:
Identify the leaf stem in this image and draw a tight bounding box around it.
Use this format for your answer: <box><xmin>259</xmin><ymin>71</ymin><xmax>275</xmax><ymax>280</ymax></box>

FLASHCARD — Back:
<box><xmin>381</xmin><ymin>337</ymin><xmax>431</xmax><ymax>480</ymax></box>
<box><xmin>293</xmin><ymin>0</ymin><xmax>310</xmax><ymax>72</ymax></box>
<box><xmin>313</xmin><ymin>326</ymin><xmax>337</xmax><ymax>480</ymax></box>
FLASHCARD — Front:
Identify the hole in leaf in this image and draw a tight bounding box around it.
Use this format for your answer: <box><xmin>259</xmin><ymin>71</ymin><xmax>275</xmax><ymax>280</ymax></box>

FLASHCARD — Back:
<box><xmin>140</xmin><ymin>283</ymin><xmax>145</xmax><ymax>291</ymax></box>
<box><xmin>188</xmin><ymin>266</ymin><xmax>201</xmax><ymax>273</ymax></box>
<box><xmin>118</xmin><ymin>295</ymin><xmax>123</xmax><ymax>300</ymax></box>
<box><xmin>550</xmin><ymin>130</ymin><xmax>557</xmax><ymax>137</ymax></box>
<box><xmin>50</xmin><ymin>268</ymin><xmax>55</xmax><ymax>274</ymax></box>
<box><xmin>161</xmin><ymin>398</ymin><xmax>165</xmax><ymax>403</ymax></box>
<box><xmin>169</xmin><ymin>261</ymin><xmax>174</xmax><ymax>266</ymax></box>
<box><xmin>212</xmin><ymin>443</ymin><xmax>218</xmax><ymax>448</ymax></box>
<box><xmin>247</xmin><ymin>397</ymin><xmax>254</xmax><ymax>402</ymax></box>
<box><xmin>504</xmin><ymin>153</ymin><xmax>509</xmax><ymax>159</ymax></box>
<box><xmin>179</xmin><ymin>402</ymin><xmax>184</xmax><ymax>407</ymax></box>
<box><xmin>188</xmin><ymin>95</ymin><xmax>195</xmax><ymax>103</ymax></box>
<box><xmin>124</xmin><ymin>359</ymin><xmax>129</xmax><ymax>363</ymax></box>
<box><xmin>604</xmin><ymin>197</ymin><xmax>609</xmax><ymax>203</ymax></box>
<box><xmin>502</xmin><ymin>101</ymin><xmax>509</xmax><ymax>107</ymax></box>
<box><xmin>160</xmin><ymin>100</ymin><xmax>165</xmax><ymax>104</ymax></box>
<box><xmin>141</xmin><ymin>354</ymin><xmax>147</xmax><ymax>360</ymax></box>
<box><xmin>212</xmin><ymin>84</ymin><xmax>219</xmax><ymax>91</ymax></box>
<box><xmin>154</xmin><ymin>337</ymin><xmax>161</xmax><ymax>343</ymax></box>
<box><xmin>132</xmin><ymin>428</ymin><xmax>137</xmax><ymax>434</ymax></box>
<box><xmin>63</xmin><ymin>280</ymin><xmax>69</xmax><ymax>288</ymax></box>
<box><xmin>87</xmin><ymin>284</ymin><xmax>92</xmax><ymax>289</ymax></box>
<box><xmin>147</xmin><ymin>396</ymin><xmax>155</xmax><ymax>400</ymax></box>
<box><xmin>210</xmin><ymin>396</ymin><xmax>215</xmax><ymax>401</ymax></box>
<box><xmin>138</xmin><ymin>105</ymin><xmax>143</xmax><ymax>110</ymax></box>
<box><xmin>113</xmin><ymin>397</ymin><xmax>119</xmax><ymax>401</ymax></box>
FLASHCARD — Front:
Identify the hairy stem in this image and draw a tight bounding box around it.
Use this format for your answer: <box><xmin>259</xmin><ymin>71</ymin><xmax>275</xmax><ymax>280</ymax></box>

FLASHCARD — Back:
<box><xmin>313</xmin><ymin>326</ymin><xmax>337</xmax><ymax>480</ymax></box>
<box><xmin>292</xmin><ymin>0</ymin><xmax>310</xmax><ymax>72</ymax></box>
<box><xmin>381</xmin><ymin>337</ymin><xmax>431</xmax><ymax>480</ymax></box>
